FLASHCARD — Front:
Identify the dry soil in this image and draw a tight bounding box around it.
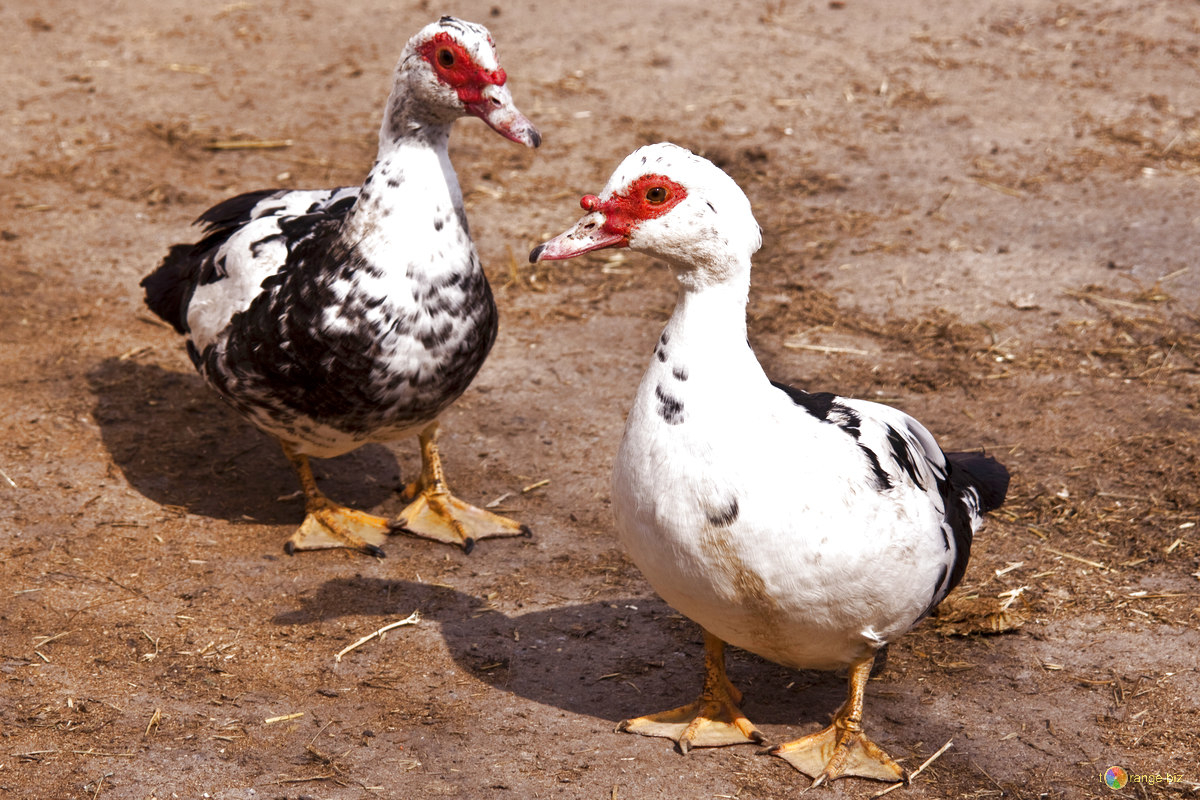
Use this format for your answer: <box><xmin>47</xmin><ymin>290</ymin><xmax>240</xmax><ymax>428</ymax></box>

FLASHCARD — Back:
<box><xmin>2</xmin><ymin>2</ymin><xmax>1199</xmax><ymax>799</ymax></box>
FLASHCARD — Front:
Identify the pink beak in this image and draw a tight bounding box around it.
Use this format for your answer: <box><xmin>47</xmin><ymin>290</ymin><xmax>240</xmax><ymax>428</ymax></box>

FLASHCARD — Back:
<box><xmin>467</xmin><ymin>84</ymin><xmax>541</xmax><ymax>148</ymax></box>
<box><xmin>530</xmin><ymin>197</ymin><xmax>626</xmax><ymax>262</ymax></box>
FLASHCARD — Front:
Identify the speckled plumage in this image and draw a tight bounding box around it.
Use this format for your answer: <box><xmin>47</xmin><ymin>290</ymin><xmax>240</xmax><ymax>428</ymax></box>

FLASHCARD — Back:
<box><xmin>143</xmin><ymin>17</ymin><xmax>537</xmax><ymax>461</ymax></box>
<box><xmin>165</xmin><ymin>175</ymin><xmax>498</xmax><ymax>458</ymax></box>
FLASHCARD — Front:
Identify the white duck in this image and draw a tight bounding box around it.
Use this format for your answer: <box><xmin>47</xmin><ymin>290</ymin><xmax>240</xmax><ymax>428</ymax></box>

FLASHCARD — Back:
<box><xmin>531</xmin><ymin>143</ymin><xmax>1009</xmax><ymax>785</ymax></box>
<box><xmin>141</xmin><ymin>17</ymin><xmax>540</xmax><ymax>556</ymax></box>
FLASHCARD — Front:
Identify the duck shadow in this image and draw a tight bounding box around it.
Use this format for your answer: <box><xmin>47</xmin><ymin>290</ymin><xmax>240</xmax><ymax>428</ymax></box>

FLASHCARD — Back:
<box><xmin>275</xmin><ymin>577</ymin><xmax>849</xmax><ymax>728</ymax></box>
<box><xmin>88</xmin><ymin>358</ymin><xmax>400</xmax><ymax>524</ymax></box>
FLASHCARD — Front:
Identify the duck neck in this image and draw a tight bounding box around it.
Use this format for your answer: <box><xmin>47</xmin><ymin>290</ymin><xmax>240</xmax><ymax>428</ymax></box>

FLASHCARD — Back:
<box><xmin>380</xmin><ymin>82</ymin><xmax>456</xmax><ymax>151</ymax></box>
<box><xmin>338</xmin><ymin>89</ymin><xmax>465</xmax><ymax>267</ymax></box>
<box><xmin>662</xmin><ymin>265</ymin><xmax>753</xmax><ymax>364</ymax></box>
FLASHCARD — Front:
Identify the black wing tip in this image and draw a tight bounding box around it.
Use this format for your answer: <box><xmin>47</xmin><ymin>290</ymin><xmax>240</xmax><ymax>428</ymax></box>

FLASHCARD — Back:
<box><xmin>946</xmin><ymin>450</ymin><xmax>1010</xmax><ymax>512</ymax></box>
<box><xmin>194</xmin><ymin>188</ymin><xmax>283</xmax><ymax>228</ymax></box>
<box><xmin>140</xmin><ymin>189</ymin><xmax>284</xmax><ymax>335</ymax></box>
<box><xmin>140</xmin><ymin>243</ymin><xmax>198</xmax><ymax>335</ymax></box>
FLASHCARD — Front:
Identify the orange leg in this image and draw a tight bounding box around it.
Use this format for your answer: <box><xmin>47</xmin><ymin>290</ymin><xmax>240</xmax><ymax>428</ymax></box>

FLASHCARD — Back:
<box><xmin>769</xmin><ymin>653</ymin><xmax>905</xmax><ymax>785</ymax></box>
<box><xmin>619</xmin><ymin>630</ymin><xmax>765</xmax><ymax>752</ymax></box>
<box><xmin>281</xmin><ymin>442</ymin><xmax>390</xmax><ymax>557</ymax></box>
<box><xmin>391</xmin><ymin>421</ymin><xmax>530</xmax><ymax>553</ymax></box>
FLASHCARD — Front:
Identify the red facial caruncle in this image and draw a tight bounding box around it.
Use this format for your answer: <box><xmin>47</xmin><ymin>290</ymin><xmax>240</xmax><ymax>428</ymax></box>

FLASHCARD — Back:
<box><xmin>585</xmin><ymin>174</ymin><xmax>688</xmax><ymax>242</ymax></box>
<box><xmin>417</xmin><ymin>32</ymin><xmax>506</xmax><ymax>105</ymax></box>
<box><xmin>528</xmin><ymin>173</ymin><xmax>688</xmax><ymax>263</ymax></box>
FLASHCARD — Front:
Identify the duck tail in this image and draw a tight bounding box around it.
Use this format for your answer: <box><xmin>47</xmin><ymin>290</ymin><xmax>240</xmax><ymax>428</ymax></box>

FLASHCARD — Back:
<box><xmin>946</xmin><ymin>450</ymin><xmax>1010</xmax><ymax>513</ymax></box>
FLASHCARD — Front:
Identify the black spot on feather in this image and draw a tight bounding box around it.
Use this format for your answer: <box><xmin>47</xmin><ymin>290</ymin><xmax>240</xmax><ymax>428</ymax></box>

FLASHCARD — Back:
<box><xmin>655</xmin><ymin>384</ymin><xmax>684</xmax><ymax>425</ymax></box>
<box><xmin>141</xmin><ymin>188</ymin><xmax>303</xmax><ymax>333</ymax></box>
<box><xmin>708</xmin><ymin>497</ymin><xmax>739</xmax><ymax>527</ymax></box>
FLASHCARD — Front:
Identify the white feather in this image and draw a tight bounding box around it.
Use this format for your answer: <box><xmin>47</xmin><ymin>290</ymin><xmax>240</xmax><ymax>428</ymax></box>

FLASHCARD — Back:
<box><xmin>606</xmin><ymin>144</ymin><xmax>983</xmax><ymax>671</ymax></box>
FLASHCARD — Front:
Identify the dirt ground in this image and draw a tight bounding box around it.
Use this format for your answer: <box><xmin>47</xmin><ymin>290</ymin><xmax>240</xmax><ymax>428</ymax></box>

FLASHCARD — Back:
<box><xmin>2</xmin><ymin>1</ymin><xmax>1199</xmax><ymax>798</ymax></box>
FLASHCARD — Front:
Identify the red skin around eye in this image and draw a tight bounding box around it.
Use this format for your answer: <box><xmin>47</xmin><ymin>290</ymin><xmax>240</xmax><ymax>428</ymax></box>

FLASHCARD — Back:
<box><xmin>417</xmin><ymin>33</ymin><xmax>507</xmax><ymax>104</ymax></box>
<box><xmin>584</xmin><ymin>174</ymin><xmax>688</xmax><ymax>238</ymax></box>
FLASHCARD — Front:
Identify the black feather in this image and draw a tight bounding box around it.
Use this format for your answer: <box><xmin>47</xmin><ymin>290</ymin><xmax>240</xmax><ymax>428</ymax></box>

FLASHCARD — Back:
<box><xmin>884</xmin><ymin>425</ymin><xmax>926</xmax><ymax>491</ymax></box>
<box><xmin>141</xmin><ymin>244</ymin><xmax>200</xmax><ymax>334</ymax></box>
<box><xmin>933</xmin><ymin>450</ymin><xmax>1010</xmax><ymax>604</ymax></box>
<box><xmin>140</xmin><ymin>189</ymin><xmax>285</xmax><ymax>334</ymax></box>
<box><xmin>140</xmin><ymin>189</ymin><xmax>362</xmax><ymax>336</ymax></box>
<box><xmin>946</xmin><ymin>451</ymin><xmax>1010</xmax><ymax>512</ymax></box>
<box><xmin>195</xmin><ymin>188</ymin><xmax>283</xmax><ymax>231</ymax></box>
<box><xmin>771</xmin><ymin>381</ymin><xmax>836</xmax><ymax>419</ymax></box>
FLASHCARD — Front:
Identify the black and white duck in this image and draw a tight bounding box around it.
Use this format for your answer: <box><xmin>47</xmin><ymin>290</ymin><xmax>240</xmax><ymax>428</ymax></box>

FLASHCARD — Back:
<box><xmin>142</xmin><ymin>17</ymin><xmax>540</xmax><ymax>555</ymax></box>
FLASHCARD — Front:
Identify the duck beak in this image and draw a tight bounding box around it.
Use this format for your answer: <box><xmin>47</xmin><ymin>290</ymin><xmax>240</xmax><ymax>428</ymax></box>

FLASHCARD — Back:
<box><xmin>529</xmin><ymin>211</ymin><xmax>627</xmax><ymax>262</ymax></box>
<box><xmin>467</xmin><ymin>84</ymin><xmax>541</xmax><ymax>148</ymax></box>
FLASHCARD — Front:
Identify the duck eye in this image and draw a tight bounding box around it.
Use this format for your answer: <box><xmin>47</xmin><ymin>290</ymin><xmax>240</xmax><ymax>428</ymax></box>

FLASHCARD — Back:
<box><xmin>645</xmin><ymin>186</ymin><xmax>668</xmax><ymax>204</ymax></box>
<box><xmin>436</xmin><ymin>48</ymin><xmax>456</xmax><ymax>68</ymax></box>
